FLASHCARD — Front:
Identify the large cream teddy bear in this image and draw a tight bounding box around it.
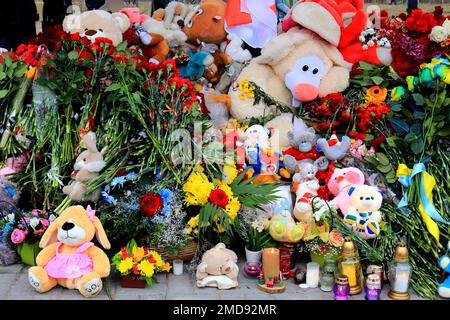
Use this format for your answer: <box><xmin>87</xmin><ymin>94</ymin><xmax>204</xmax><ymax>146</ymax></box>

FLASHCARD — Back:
<box><xmin>229</xmin><ymin>28</ymin><xmax>351</xmax><ymax>120</ymax></box>
<box><xmin>196</xmin><ymin>243</ymin><xmax>239</xmax><ymax>290</ymax></box>
<box><xmin>63</xmin><ymin>10</ymin><xmax>131</xmax><ymax>46</ymax></box>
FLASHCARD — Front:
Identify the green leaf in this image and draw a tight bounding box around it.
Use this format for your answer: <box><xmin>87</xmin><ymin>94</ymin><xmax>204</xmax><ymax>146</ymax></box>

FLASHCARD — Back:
<box><xmin>376</xmin><ymin>153</ymin><xmax>390</xmax><ymax>166</ymax></box>
<box><xmin>0</xmin><ymin>71</ymin><xmax>5</xmax><ymax>81</ymax></box>
<box><xmin>405</xmin><ymin>132</ymin><xmax>417</xmax><ymax>143</ymax></box>
<box><xmin>359</xmin><ymin>61</ymin><xmax>375</xmax><ymax>71</ymax></box>
<box><xmin>412</xmin><ymin>93</ymin><xmax>424</xmax><ymax>106</ymax></box>
<box><xmin>377</xmin><ymin>164</ymin><xmax>393</xmax><ymax>174</ymax></box>
<box><xmin>115</xmin><ymin>40</ymin><xmax>128</xmax><ymax>52</ymax></box>
<box><xmin>390</xmin><ymin>118</ymin><xmax>409</xmax><ymax>133</ymax></box>
<box><xmin>390</xmin><ymin>103</ymin><xmax>402</xmax><ymax>112</ymax></box>
<box><xmin>411</xmin><ymin>139</ymin><xmax>424</xmax><ymax>154</ymax></box>
<box><xmin>0</xmin><ymin>89</ymin><xmax>7</xmax><ymax>99</ymax></box>
<box><xmin>104</xmin><ymin>83</ymin><xmax>122</xmax><ymax>92</ymax></box>
<box><xmin>371</xmin><ymin>76</ymin><xmax>384</xmax><ymax>85</ymax></box>
<box><xmin>437</xmin><ymin>127</ymin><xmax>450</xmax><ymax>136</ymax></box>
<box><xmin>67</xmin><ymin>50</ymin><xmax>78</xmax><ymax>60</ymax></box>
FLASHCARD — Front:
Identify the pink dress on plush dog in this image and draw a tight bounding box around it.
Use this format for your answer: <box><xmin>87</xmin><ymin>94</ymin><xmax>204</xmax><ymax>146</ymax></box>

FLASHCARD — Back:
<box><xmin>328</xmin><ymin>167</ymin><xmax>365</xmax><ymax>215</ymax></box>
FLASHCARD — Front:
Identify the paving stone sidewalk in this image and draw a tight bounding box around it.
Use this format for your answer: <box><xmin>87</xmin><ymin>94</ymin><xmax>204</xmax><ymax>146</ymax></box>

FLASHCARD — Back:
<box><xmin>0</xmin><ymin>261</ymin><xmax>432</xmax><ymax>300</ymax></box>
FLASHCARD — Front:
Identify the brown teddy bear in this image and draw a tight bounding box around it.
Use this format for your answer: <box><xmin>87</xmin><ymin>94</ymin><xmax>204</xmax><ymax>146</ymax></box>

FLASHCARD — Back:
<box><xmin>196</xmin><ymin>243</ymin><xmax>239</xmax><ymax>289</ymax></box>
<box><xmin>183</xmin><ymin>0</ymin><xmax>228</xmax><ymax>46</ymax></box>
<box><xmin>28</xmin><ymin>205</ymin><xmax>111</xmax><ymax>298</ymax></box>
<box><xmin>62</xmin><ymin>132</ymin><xmax>105</xmax><ymax>202</ymax></box>
<box><xmin>62</xmin><ymin>10</ymin><xmax>130</xmax><ymax>46</ymax></box>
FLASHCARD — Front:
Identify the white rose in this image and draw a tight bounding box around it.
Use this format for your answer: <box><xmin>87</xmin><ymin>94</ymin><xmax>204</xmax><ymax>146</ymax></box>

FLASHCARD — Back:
<box><xmin>443</xmin><ymin>19</ymin><xmax>450</xmax><ymax>34</ymax></box>
<box><xmin>29</xmin><ymin>217</ymin><xmax>40</xmax><ymax>230</ymax></box>
<box><xmin>430</xmin><ymin>26</ymin><xmax>448</xmax><ymax>43</ymax></box>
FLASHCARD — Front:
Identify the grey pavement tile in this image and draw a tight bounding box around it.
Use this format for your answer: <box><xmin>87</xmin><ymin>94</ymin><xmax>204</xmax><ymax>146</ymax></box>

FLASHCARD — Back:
<box><xmin>0</xmin><ymin>264</ymin><xmax>24</xmax><ymax>274</ymax></box>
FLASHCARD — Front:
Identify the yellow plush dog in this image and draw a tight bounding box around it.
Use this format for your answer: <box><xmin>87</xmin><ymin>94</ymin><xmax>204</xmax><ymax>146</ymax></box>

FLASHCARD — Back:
<box><xmin>28</xmin><ymin>206</ymin><xmax>111</xmax><ymax>298</ymax></box>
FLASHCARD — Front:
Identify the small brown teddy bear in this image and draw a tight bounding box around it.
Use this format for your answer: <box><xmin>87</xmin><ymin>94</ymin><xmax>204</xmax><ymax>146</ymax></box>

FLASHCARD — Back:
<box><xmin>196</xmin><ymin>243</ymin><xmax>239</xmax><ymax>290</ymax></box>
<box><xmin>62</xmin><ymin>132</ymin><xmax>105</xmax><ymax>202</ymax></box>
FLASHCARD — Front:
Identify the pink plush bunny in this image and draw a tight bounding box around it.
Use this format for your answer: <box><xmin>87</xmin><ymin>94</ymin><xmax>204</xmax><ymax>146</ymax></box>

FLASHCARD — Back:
<box><xmin>328</xmin><ymin>167</ymin><xmax>365</xmax><ymax>215</ymax></box>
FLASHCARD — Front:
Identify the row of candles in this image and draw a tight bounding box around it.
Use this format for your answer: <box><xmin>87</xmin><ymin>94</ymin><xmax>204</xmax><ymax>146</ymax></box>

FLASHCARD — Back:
<box><xmin>245</xmin><ymin>238</ymin><xmax>412</xmax><ymax>300</ymax></box>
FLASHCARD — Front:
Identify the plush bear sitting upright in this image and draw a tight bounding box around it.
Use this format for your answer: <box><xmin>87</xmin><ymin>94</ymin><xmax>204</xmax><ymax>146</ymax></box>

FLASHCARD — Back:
<box><xmin>28</xmin><ymin>206</ymin><xmax>111</xmax><ymax>298</ymax></box>
<box><xmin>328</xmin><ymin>167</ymin><xmax>365</xmax><ymax>215</ymax></box>
<box><xmin>63</xmin><ymin>10</ymin><xmax>131</xmax><ymax>46</ymax></box>
<box><xmin>343</xmin><ymin>185</ymin><xmax>383</xmax><ymax>239</ymax></box>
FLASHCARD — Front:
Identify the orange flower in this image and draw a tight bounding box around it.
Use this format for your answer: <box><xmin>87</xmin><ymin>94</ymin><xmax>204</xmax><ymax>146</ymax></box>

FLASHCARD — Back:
<box><xmin>330</xmin><ymin>230</ymin><xmax>344</xmax><ymax>247</ymax></box>
<box><xmin>364</xmin><ymin>86</ymin><xmax>387</xmax><ymax>107</ymax></box>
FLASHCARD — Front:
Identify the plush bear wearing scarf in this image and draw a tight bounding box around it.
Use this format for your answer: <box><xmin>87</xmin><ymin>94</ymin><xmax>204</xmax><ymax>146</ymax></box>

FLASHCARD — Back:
<box><xmin>343</xmin><ymin>185</ymin><xmax>383</xmax><ymax>239</ymax></box>
<box><xmin>28</xmin><ymin>206</ymin><xmax>111</xmax><ymax>298</ymax></box>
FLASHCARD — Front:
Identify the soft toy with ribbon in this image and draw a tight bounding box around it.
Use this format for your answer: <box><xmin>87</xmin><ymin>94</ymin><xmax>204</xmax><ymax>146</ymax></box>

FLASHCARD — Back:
<box><xmin>396</xmin><ymin>163</ymin><xmax>449</xmax><ymax>242</ymax></box>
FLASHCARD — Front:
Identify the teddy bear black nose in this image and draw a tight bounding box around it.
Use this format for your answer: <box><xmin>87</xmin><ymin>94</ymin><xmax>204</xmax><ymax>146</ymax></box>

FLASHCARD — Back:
<box><xmin>62</xmin><ymin>222</ymin><xmax>75</xmax><ymax>231</ymax></box>
<box><xmin>84</xmin><ymin>29</ymin><xmax>97</xmax><ymax>36</ymax></box>
<box><xmin>365</xmin><ymin>197</ymin><xmax>371</xmax><ymax>200</ymax></box>
<box><xmin>177</xmin><ymin>20</ymin><xmax>185</xmax><ymax>28</ymax></box>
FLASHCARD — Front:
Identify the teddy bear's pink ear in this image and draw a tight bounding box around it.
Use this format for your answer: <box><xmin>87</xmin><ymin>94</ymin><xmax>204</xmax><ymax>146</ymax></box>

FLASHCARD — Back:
<box><xmin>112</xmin><ymin>12</ymin><xmax>131</xmax><ymax>33</ymax></box>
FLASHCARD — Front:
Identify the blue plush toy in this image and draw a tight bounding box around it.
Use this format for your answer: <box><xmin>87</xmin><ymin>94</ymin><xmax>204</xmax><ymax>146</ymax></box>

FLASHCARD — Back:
<box><xmin>438</xmin><ymin>241</ymin><xmax>450</xmax><ymax>298</ymax></box>
<box><xmin>178</xmin><ymin>51</ymin><xmax>214</xmax><ymax>80</ymax></box>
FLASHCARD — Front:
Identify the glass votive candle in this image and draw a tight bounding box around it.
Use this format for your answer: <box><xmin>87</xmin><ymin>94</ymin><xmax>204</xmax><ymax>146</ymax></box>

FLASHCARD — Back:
<box><xmin>365</xmin><ymin>274</ymin><xmax>382</xmax><ymax>300</ymax></box>
<box><xmin>366</xmin><ymin>264</ymin><xmax>384</xmax><ymax>288</ymax></box>
<box><xmin>173</xmin><ymin>259</ymin><xmax>183</xmax><ymax>276</ymax></box>
<box><xmin>334</xmin><ymin>275</ymin><xmax>350</xmax><ymax>300</ymax></box>
<box><xmin>244</xmin><ymin>262</ymin><xmax>262</xmax><ymax>277</ymax></box>
<box><xmin>306</xmin><ymin>262</ymin><xmax>320</xmax><ymax>288</ymax></box>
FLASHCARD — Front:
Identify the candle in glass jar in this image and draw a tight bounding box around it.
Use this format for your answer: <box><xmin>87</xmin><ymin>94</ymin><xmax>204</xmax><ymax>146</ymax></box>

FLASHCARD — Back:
<box><xmin>341</xmin><ymin>263</ymin><xmax>357</xmax><ymax>286</ymax></box>
<box><xmin>263</xmin><ymin>248</ymin><xmax>280</xmax><ymax>283</ymax></box>
<box><xmin>173</xmin><ymin>259</ymin><xmax>183</xmax><ymax>276</ymax></box>
<box><xmin>306</xmin><ymin>262</ymin><xmax>320</xmax><ymax>288</ymax></box>
<box><xmin>334</xmin><ymin>275</ymin><xmax>350</xmax><ymax>300</ymax></box>
<box><xmin>393</xmin><ymin>269</ymin><xmax>410</xmax><ymax>292</ymax></box>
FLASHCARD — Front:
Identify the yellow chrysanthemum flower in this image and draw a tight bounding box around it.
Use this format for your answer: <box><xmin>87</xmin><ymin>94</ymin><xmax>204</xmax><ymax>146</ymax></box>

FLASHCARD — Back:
<box><xmin>117</xmin><ymin>257</ymin><xmax>134</xmax><ymax>274</ymax></box>
<box><xmin>187</xmin><ymin>215</ymin><xmax>199</xmax><ymax>228</ymax></box>
<box><xmin>216</xmin><ymin>181</ymin><xmax>233</xmax><ymax>199</ymax></box>
<box><xmin>222</xmin><ymin>163</ymin><xmax>238</xmax><ymax>184</ymax></box>
<box><xmin>132</xmin><ymin>246</ymin><xmax>145</xmax><ymax>262</ymax></box>
<box><xmin>225</xmin><ymin>196</ymin><xmax>240</xmax><ymax>220</ymax></box>
<box><xmin>137</xmin><ymin>260</ymin><xmax>155</xmax><ymax>278</ymax></box>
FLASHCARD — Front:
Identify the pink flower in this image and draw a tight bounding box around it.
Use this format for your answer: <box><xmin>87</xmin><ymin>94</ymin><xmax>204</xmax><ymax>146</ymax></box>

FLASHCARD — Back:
<box><xmin>31</xmin><ymin>209</ymin><xmax>43</xmax><ymax>216</ymax></box>
<box><xmin>10</xmin><ymin>229</ymin><xmax>26</xmax><ymax>244</ymax></box>
<box><xmin>39</xmin><ymin>218</ymin><xmax>49</xmax><ymax>227</ymax></box>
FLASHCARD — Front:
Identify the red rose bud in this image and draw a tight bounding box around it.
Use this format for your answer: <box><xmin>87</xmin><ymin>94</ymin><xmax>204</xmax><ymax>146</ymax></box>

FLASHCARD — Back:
<box><xmin>209</xmin><ymin>189</ymin><xmax>229</xmax><ymax>208</ymax></box>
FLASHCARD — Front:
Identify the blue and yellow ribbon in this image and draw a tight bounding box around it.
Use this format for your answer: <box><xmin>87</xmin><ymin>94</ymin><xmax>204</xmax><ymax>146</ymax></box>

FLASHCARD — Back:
<box><xmin>396</xmin><ymin>163</ymin><xmax>449</xmax><ymax>242</ymax></box>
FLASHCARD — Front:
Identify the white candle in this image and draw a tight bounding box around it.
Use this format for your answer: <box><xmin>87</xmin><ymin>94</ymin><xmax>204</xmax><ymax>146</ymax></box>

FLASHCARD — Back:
<box><xmin>393</xmin><ymin>269</ymin><xmax>409</xmax><ymax>292</ymax></box>
<box><xmin>173</xmin><ymin>259</ymin><xmax>183</xmax><ymax>276</ymax></box>
<box><xmin>306</xmin><ymin>262</ymin><xmax>320</xmax><ymax>288</ymax></box>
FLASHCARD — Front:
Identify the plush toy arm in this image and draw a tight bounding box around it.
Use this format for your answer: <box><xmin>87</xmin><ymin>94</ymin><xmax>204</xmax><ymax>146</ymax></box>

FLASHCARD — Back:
<box><xmin>196</xmin><ymin>262</ymin><xmax>209</xmax><ymax>280</ymax></box>
<box><xmin>338</xmin><ymin>10</ymin><xmax>367</xmax><ymax>49</ymax></box>
<box><xmin>88</xmin><ymin>246</ymin><xmax>111</xmax><ymax>278</ymax></box>
<box><xmin>35</xmin><ymin>243</ymin><xmax>58</xmax><ymax>267</ymax></box>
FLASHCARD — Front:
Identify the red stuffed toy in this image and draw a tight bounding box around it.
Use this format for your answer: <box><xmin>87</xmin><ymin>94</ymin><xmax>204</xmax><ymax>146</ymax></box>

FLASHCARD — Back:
<box><xmin>282</xmin><ymin>0</ymin><xmax>392</xmax><ymax>65</ymax></box>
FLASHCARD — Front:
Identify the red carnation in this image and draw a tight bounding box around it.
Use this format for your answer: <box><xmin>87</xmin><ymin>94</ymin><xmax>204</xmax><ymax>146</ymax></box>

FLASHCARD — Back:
<box><xmin>209</xmin><ymin>189</ymin><xmax>229</xmax><ymax>208</ymax></box>
<box><xmin>139</xmin><ymin>192</ymin><xmax>163</xmax><ymax>217</ymax></box>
